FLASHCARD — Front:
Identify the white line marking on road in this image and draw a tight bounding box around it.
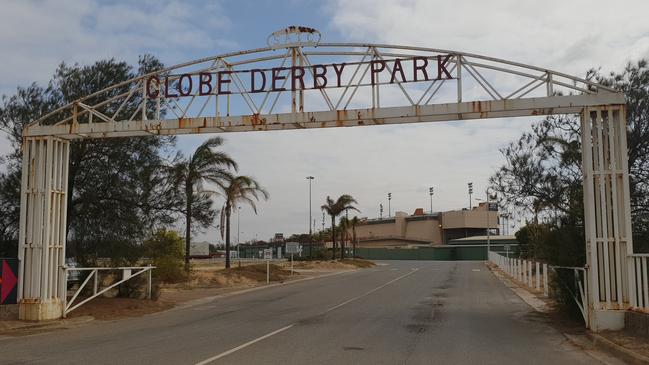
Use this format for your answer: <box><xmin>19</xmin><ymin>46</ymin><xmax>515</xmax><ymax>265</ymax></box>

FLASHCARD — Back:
<box><xmin>324</xmin><ymin>268</ymin><xmax>420</xmax><ymax>313</ymax></box>
<box><xmin>194</xmin><ymin>324</ymin><xmax>295</xmax><ymax>365</ymax></box>
<box><xmin>193</xmin><ymin>267</ymin><xmax>420</xmax><ymax>364</ymax></box>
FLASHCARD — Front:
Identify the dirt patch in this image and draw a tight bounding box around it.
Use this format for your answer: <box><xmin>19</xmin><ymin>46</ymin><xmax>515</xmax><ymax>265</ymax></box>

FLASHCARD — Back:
<box><xmin>292</xmin><ymin>259</ymin><xmax>375</xmax><ymax>270</ymax></box>
<box><xmin>218</xmin><ymin>264</ymin><xmax>295</xmax><ymax>283</ymax></box>
<box><xmin>340</xmin><ymin>259</ymin><xmax>375</xmax><ymax>268</ymax></box>
<box><xmin>67</xmin><ymin>297</ymin><xmax>173</xmax><ymax>320</ymax></box>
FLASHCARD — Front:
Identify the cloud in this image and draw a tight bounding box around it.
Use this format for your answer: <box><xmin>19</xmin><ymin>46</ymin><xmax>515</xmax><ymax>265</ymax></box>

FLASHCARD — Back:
<box><xmin>0</xmin><ymin>0</ymin><xmax>235</xmax><ymax>95</ymax></box>
<box><xmin>326</xmin><ymin>0</ymin><xmax>649</xmax><ymax>76</ymax></box>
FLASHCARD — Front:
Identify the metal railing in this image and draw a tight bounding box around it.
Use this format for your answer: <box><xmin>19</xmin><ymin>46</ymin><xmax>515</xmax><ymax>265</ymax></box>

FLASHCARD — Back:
<box><xmin>489</xmin><ymin>252</ymin><xmax>549</xmax><ymax>296</ymax></box>
<box><xmin>488</xmin><ymin>251</ymin><xmax>589</xmax><ymax>324</ymax></box>
<box><xmin>62</xmin><ymin>265</ymin><xmax>155</xmax><ymax>317</ymax></box>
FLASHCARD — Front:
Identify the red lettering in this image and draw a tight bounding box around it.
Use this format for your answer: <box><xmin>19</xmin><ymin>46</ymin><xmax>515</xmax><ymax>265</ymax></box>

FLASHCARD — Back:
<box><xmin>178</xmin><ymin>74</ymin><xmax>193</xmax><ymax>97</ymax></box>
<box><xmin>291</xmin><ymin>66</ymin><xmax>305</xmax><ymax>91</ymax></box>
<box><xmin>312</xmin><ymin>65</ymin><xmax>327</xmax><ymax>89</ymax></box>
<box><xmin>218</xmin><ymin>71</ymin><xmax>232</xmax><ymax>94</ymax></box>
<box><xmin>371</xmin><ymin>60</ymin><xmax>386</xmax><ymax>85</ymax></box>
<box><xmin>413</xmin><ymin>57</ymin><xmax>429</xmax><ymax>81</ymax></box>
<box><xmin>198</xmin><ymin>73</ymin><xmax>212</xmax><ymax>96</ymax></box>
<box><xmin>437</xmin><ymin>55</ymin><xmax>452</xmax><ymax>80</ymax></box>
<box><xmin>250</xmin><ymin>69</ymin><xmax>266</xmax><ymax>93</ymax></box>
<box><xmin>333</xmin><ymin>63</ymin><xmax>345</xmax><ymax>87</ymax></box>
<box><xmin>390</xmin><ymin>59</ymin><xmax>406</xmax><ymax>83</ymax></box>
<box><xmin>271</xmin><ymin>67</ymin><xmax>287</xmax><ymax>91</ymax></box>
<box><xmin>146</xmin><ymin>76</ymin><xmax>159</xmax><ymax>98</ymax></box>
<box><xmin>164</xmin><ymin>76</ymin><xmax>178</xmax><ymax>98</ymax></box>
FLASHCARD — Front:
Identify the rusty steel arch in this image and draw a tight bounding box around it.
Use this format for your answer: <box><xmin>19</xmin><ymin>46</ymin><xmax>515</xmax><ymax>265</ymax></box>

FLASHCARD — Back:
<box><xmin>18</xmin><ymin>27</ymin><xmax>638</xmax><ymax>331</ymax></box>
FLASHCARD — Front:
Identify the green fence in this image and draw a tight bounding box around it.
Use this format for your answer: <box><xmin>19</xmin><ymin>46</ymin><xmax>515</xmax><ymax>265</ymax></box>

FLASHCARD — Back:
<box><xmin>354</xmin><ymin>244</ymin><xmax>521</xmax><ymax>261</ymax></box>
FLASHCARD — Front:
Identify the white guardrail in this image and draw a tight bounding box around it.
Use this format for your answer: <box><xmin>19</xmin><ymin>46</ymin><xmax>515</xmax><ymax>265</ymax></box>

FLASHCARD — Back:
<box><xmin>62</xmin><ymin>265</ymin><xmax>155</xmax><ymax>317</ymax></box>
<box><xmin>489</xmin><ymin>252</ymin><xmax>549</xmax><ymax>297</ymax></box>
<box><xmin>488</xmin><ymin>251</ymin><xmax>589</xmax><ymax>324</ymax></box>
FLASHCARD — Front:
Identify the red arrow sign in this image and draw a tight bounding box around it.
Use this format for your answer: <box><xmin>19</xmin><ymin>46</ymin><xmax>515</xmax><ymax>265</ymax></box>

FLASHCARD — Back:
<box><xmin>1</xmin><ymin>260</ymin><xmax>17</xmax><ymax>304</ymax></box>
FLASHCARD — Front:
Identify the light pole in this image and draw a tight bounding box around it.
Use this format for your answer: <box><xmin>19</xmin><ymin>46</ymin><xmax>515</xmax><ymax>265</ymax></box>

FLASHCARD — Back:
<box><xmin>476</xmin><ymin>190</ymin><xmax>496</xmax><ymax>261</ymax></box>
<box><xmin>468</xmin><ymin>182</ymin><xmax>473</xmax><ymax>209</ymax></box>
<box><xmin>306</xmin><ymin>176</ymin><xmax>314</xmax><ymax>259</ymax></box>
<box><xmin>388</xmin><ymin>192</ymin><xmax>392</xmax><ymax>217</ymax></box>
<box><xmin>237</xmin><ymin>206</ymin><xmax>241</xmax><ymax>246</ymax></box>
<box><xmin>429</xmin><ymin>187</ymin><xmax>434</xmax><ymax>214</ymax></box>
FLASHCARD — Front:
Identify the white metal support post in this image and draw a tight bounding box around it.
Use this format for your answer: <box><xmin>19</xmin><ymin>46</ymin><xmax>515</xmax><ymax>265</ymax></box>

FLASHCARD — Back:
<box><xmin>18</xmin><ymin>137</ymin><xmax>70</xmax><ymax>320</ymax></box>
<box><xmin>581</xmin><ymin>105</ymin><xmax>633</xmax><ymax>331</ymax></box>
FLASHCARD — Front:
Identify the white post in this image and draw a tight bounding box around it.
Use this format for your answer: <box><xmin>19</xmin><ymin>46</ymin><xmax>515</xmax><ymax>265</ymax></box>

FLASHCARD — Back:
<box><xmin>543</xmin><ymin>264</ymin><xmax>549</xmax><ymax>297</ymax></box>
<box><xmin>291</xmin><ymin>253</ymin><xmax>294</xmax><ymax>275</ymax></box>
<box><xmin>147</xmin><ymin>266</ymin><xmax>152</xmax><ymax>300</ymax></box>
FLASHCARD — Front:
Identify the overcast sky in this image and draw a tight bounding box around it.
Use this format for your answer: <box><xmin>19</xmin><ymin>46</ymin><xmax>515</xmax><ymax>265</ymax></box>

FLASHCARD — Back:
<box><xmin>1</xmin><ymin>0</ymin><xmax>648</xmax><ymax>243</ymax></box>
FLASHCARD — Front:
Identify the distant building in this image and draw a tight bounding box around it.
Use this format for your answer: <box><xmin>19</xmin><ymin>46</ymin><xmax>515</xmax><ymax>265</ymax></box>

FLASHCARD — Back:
<box><xmin>190</xmin><ymin>241</ymin><xmax>210</xmax><ymax>257</ymax></box>
<box><xmin>351</xmin><ymin>202</ymin><xmax>500</xmax><ymax>248</ymax></box>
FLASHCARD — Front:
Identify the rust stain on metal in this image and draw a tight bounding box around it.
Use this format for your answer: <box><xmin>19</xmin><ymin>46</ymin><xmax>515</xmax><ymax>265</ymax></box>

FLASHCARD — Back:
<box><xmin>286</xmin><ymin>25</ymin><xmax>318</xmax><ymax>34</ymax></box>
<box><xmin>179</xmin><ymin>118</ymin><xmax>188</xmax><ymax>129</ymax></box>
<box><xmin>249</xmin><ymin>113</ymin><xmax>267</xmax><ymax>126</ymax></box>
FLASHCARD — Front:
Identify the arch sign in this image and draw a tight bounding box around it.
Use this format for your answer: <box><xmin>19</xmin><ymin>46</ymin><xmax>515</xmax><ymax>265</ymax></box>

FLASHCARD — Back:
<box><xmin>19</xmin><ymin>26</ymin><xmax>637</xmax><ymax>331</ymax></box>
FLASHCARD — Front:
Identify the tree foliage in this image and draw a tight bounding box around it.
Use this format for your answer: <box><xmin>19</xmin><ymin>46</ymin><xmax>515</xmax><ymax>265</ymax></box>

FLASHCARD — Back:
<box><xmin>321</xmin><ymin>194</ymin><xmax>359</xmax><ymax>260</ymax></box>
<box><xmin>491</xmin><ymin>59</ymin><xmax>649</xmax><ymax>261</ymax></box>
<box><xmin>220</xmin><ymin>175</ymin><xmax>269</xmax><ymax>268</ymax></box>
<box><xmin>171</xmin><ymin>136</ymin><xmax>237</xmax><ymax>270</ymax></box>
<box><xmin>0</xmin><ymin>56</ymin><xmax>183</xmax><ymax>264</ymax></box>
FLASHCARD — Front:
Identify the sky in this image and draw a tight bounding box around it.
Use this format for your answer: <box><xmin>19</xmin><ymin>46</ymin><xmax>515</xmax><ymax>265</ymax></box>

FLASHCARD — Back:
<box><xmin>1</xmin><ymin>0</ymin><xmax>648</xmax><ymax>243</ymax></box>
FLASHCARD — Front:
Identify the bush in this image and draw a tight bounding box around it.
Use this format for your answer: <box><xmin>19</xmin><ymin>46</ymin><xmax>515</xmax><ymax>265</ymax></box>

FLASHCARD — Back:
<box><xmin>143</xmin><ymin>230</ymin><xmax>186</xmax><ymax>283</ymax></box>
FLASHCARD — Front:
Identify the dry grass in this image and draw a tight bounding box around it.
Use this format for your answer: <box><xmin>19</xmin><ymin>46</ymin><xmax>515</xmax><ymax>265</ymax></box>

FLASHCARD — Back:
<box><xmin>292</xmin><ymin>259</ymin><xmax>375</xmax><ymax>270</ymax></box>
<box><xmin>68</xmin><ymin>297</ymin><xmax>173</xmax><ymax>320</ymax></box>
<box><xmin>340</xmin><ymin>259</ymin><xmax>375</xmax><ymax>268</ymax></box>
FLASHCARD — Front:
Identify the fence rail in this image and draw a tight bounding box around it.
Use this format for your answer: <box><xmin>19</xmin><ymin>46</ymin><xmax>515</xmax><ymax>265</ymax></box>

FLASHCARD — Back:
<box><xmin>488</xmin><ymin>252</ymin><xmax>549</xmax><ymax>296</ymax></box>
<box><xmin>62</xmin><ymin>265</ymin><xmax>155</xmax><ymax>317</ymax></box>
<box><xmin>488</xmin><ymin>251</ymin><xmax>590</xmax><ymax>324</ymax></box>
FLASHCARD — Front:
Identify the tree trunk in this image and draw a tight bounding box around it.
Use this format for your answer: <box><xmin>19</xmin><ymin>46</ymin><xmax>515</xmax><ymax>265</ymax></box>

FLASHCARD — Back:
<box><xmin>184</xmin><ymin>189</ymin><xmax>192</xmax><ymax>272</ymax></box>
<box><xmin>340</xmin><ymin>227</ymin><xmax>345</xmax><ymax>260</ymax></box>
<box><xmin>331</xmin><ymin>216</ymin><xmax>336</xmax><ymax>260</ymax></box>
<box><xmin>225</xmin><ymin>203</ymin><xmax>231</xmax><ymax>269</ymax></box>
<box><xmin>352</xmin><ymin>226</ymin><xmax>357</xmax><ymax>258</ymax></box>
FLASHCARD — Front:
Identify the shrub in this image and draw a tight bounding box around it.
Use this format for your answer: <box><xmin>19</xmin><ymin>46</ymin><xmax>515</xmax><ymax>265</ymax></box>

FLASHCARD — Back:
<box><xmin>143</xmin><ymin>230</ymin><xmax>186</xmax><ymax>283</ymax></box>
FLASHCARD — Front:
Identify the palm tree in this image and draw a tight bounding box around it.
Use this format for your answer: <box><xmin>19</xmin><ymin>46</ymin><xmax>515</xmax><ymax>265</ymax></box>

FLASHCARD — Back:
<box><xmin>173</xmin><ymin>137</ymin><xmax>237</xmax><ymax>271</ymax></box>
<box><xmin>339</xmin><ymin>216</ymin><xmax>349</xmax><ymax>260</ymax></box>
<box><xmin>350</xmin><ymin>216</ymin><xmax>360</xmax><ymax>258</ymax></box>
<box><xmin>321</xmin><ymin>194</ymin><xmax>359</xmax><ymax>260</ymax></box>
<box><xmin>220</xmin><ymin>175</ymin><xmax>269</xmax><ymax>268</ymax></box>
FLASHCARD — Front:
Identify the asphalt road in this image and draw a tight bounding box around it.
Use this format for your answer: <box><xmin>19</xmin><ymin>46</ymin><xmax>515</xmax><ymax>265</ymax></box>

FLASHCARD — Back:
<box><xmin>0</xmin><ymin>261</ymin><xmax>612</xmax><ymax>364</ymax></box>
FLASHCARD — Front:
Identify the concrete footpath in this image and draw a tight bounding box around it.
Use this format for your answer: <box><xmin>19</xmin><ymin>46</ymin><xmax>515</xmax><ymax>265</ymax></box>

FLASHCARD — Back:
<box><xmin>489</xmin><ymin>263</ymin><xmax>649</xmax><ymax>365</ymax></box>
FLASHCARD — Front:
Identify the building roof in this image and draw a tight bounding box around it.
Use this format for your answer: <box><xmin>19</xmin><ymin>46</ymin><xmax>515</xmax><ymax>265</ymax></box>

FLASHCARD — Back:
<box><xmin>447</xmin><ymin>235</ymin><xmax>519</xmax><ymax>245</ymax></box>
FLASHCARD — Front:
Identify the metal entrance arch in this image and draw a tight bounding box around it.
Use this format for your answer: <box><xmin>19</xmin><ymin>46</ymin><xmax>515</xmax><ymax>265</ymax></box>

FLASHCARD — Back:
<box><xmin>18</xmin><ymin>27</ymin><xmax>635</xmax><ymax>330</ymax></box>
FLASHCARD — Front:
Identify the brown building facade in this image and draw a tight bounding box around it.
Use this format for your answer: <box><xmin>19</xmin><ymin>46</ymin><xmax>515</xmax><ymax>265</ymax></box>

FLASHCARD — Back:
<box><xmin>353</xmin><ymin>203</ymin><xmax>499</xmax><ymax>248</ymax></box>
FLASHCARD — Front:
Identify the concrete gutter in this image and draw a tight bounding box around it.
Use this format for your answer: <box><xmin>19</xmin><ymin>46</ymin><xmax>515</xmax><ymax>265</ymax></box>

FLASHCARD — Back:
<box><xmin>584</xmin><ymin>332</ymin><xmax>649</xmax><ymax>365</ymax></box>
